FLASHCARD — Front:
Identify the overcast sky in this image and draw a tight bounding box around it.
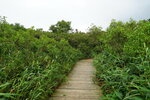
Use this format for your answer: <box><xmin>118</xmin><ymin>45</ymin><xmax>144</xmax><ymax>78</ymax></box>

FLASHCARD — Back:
<box><xmin>0</xmin><ymin>0</ymin><xmax>150</xmax><ymax>31</ymax></box>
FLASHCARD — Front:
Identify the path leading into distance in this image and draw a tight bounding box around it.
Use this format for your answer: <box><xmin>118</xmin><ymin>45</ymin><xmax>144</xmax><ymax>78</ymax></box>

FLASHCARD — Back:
<box><xmin>49</xmin><ymin>59</ymin><xmax>102</xmax><ymax>100</ymax></box>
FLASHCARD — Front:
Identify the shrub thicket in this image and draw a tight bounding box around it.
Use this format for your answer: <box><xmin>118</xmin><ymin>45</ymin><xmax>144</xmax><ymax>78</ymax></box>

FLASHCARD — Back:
<box><xmin>46</xmin><ymin>33</ymin><xmax>103</xmax><ymax>58</ymax></box>
<box><xmin>0</xmin><ymin>17</ymin><xmax>82</xmax><ymax>100</ymax></box>
<box><xmin>0</xmin><ymin>17</ymin><xmax>103</xmax><ymax>100</ymax></box>
<box><xmin>1</xmin><ymin>16</ymin><xmax>149</xmax><ymax>100</ymax></box>
<box><xmin>94</xmin><ymin>19</ymin><xmax>150</xmax><ymax>100</ymax></box>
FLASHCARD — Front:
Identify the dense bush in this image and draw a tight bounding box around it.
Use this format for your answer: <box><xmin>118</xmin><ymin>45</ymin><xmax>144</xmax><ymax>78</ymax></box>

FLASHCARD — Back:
<box><xmin>2</xmin><ymin>15</ymin><xmax>149</xmax><ymax>100</ymax></box>
<box><xmin>0</xmin><ymin>16</ymin><xmax>103</xmax><ymax>100</ymax></box>
<box><xmin>49</xmin><ymin>20</ymin><xmax>72</xmax><ymax>33</ymax></box>
<box><xmin>94</xmin><ymin>19</ymin><xmax>150</xmax><ymax>100</ymax></box>
<box><xmin>0</xmin><ymin>17</ymin><xmax>82</xmax><ymax>100</ymax></box>
<box><xmin>46</xmin><ymin>32</ymin><xmax>103</xmax><ymax>58</ymax></box>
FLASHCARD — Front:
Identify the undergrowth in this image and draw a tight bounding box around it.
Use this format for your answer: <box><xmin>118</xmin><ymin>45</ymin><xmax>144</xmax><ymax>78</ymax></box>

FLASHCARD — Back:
<box><xmin>94</xmin><ymin>19</ymin><xmax>150</xmax><ymax>100</ymax></box>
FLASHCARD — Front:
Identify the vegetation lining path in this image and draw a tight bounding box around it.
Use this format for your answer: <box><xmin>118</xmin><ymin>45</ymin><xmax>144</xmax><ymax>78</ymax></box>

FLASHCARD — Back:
<box><xmin>49</xmin><ymin>59</ymin><xmax>102</xmax><ymax>100</ymax></box>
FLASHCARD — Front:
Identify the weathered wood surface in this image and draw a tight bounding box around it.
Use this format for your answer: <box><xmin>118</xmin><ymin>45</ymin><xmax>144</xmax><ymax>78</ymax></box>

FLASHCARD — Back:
<box><xmin>49</xmin><ymin>59</ymin><xmax>102</xmax><ymax>100</ymax></box>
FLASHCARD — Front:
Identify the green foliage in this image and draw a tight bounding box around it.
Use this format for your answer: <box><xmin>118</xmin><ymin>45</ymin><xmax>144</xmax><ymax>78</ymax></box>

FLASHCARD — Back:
<box><xmin>2</xmin><ymin>15</ymin><xmax>149</xmax><ymax>100</ymax></box>
<box><xmin>94</xmin><ymin>19</ymin><xmax>150</xmax><ymax>100</ymax></box>
<box><xmin>46</xmin><ymin>33</ymin><xmax>103</xmax><ymax>58</ymax></box>
<box><xmin>0</xmin><ymin>17</ymin><xmax>82</xmax><ymax>100</ymax></box>
<box><xmin>49</xmin><ymin>20</ymin><xmax>72</xmax><ymax>33</ymax></box>
<box><xmin>88</xmin><ymin>24</ymin><xmax>102</xmax><ymax>34</ymax></box>
<box><xmin>10</xmin><ymin>23</ymin><xmax>26</xmax><ymax>31</ymax></box>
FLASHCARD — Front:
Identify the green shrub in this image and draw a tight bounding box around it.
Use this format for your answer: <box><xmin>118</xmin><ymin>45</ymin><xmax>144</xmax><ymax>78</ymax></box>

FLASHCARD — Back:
<box><xmin>0</xmin><ymin>18</ymin><xmax>82</xmax><ymax>100</ymax></box>
<box><xmin>94</xmin><ymin>19</ymin><xmax>150</xmax><ymax>100</ymax></box>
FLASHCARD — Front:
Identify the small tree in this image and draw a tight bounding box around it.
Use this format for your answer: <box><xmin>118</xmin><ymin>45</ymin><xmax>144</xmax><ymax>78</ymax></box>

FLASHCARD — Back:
<box><xmin>49</xmin><ymin>20</ymin><xmax>72</xmax><ymax>33</ymax></box>
<box><xmin>87</xmin><ymin>24</ymin><xmax>102</xmax><ymax>34</ymax></box>
<box><xmin>11</xmin><ymin>23</ymin><xmax>26</xmax><ymax>31</ymax></box>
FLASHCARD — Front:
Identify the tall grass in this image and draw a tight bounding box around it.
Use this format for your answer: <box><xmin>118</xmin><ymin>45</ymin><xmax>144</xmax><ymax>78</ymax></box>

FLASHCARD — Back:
<box><xmin>0</xmin><ymin>17</ymin><xmax>82</xmax><ymax>100</ymax></box>
<box><xmin>94</xmin><ymin>19</ymin><xmax>150</xmax><ymax>100</ymax></box>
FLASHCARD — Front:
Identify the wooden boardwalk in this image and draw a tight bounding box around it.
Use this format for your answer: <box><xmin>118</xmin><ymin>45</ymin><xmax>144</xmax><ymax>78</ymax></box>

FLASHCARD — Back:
<box><xmin>49</xmin><ymin>59</ymin><xmax>102</xmax><ymax>100</ymax></box>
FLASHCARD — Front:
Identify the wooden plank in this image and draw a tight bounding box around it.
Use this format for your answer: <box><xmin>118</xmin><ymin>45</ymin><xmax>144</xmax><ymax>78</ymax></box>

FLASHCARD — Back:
<box><xmin>49</xmin><ymin>59</ymin><xmax>102</xmax><ymax>100</ymax></box>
